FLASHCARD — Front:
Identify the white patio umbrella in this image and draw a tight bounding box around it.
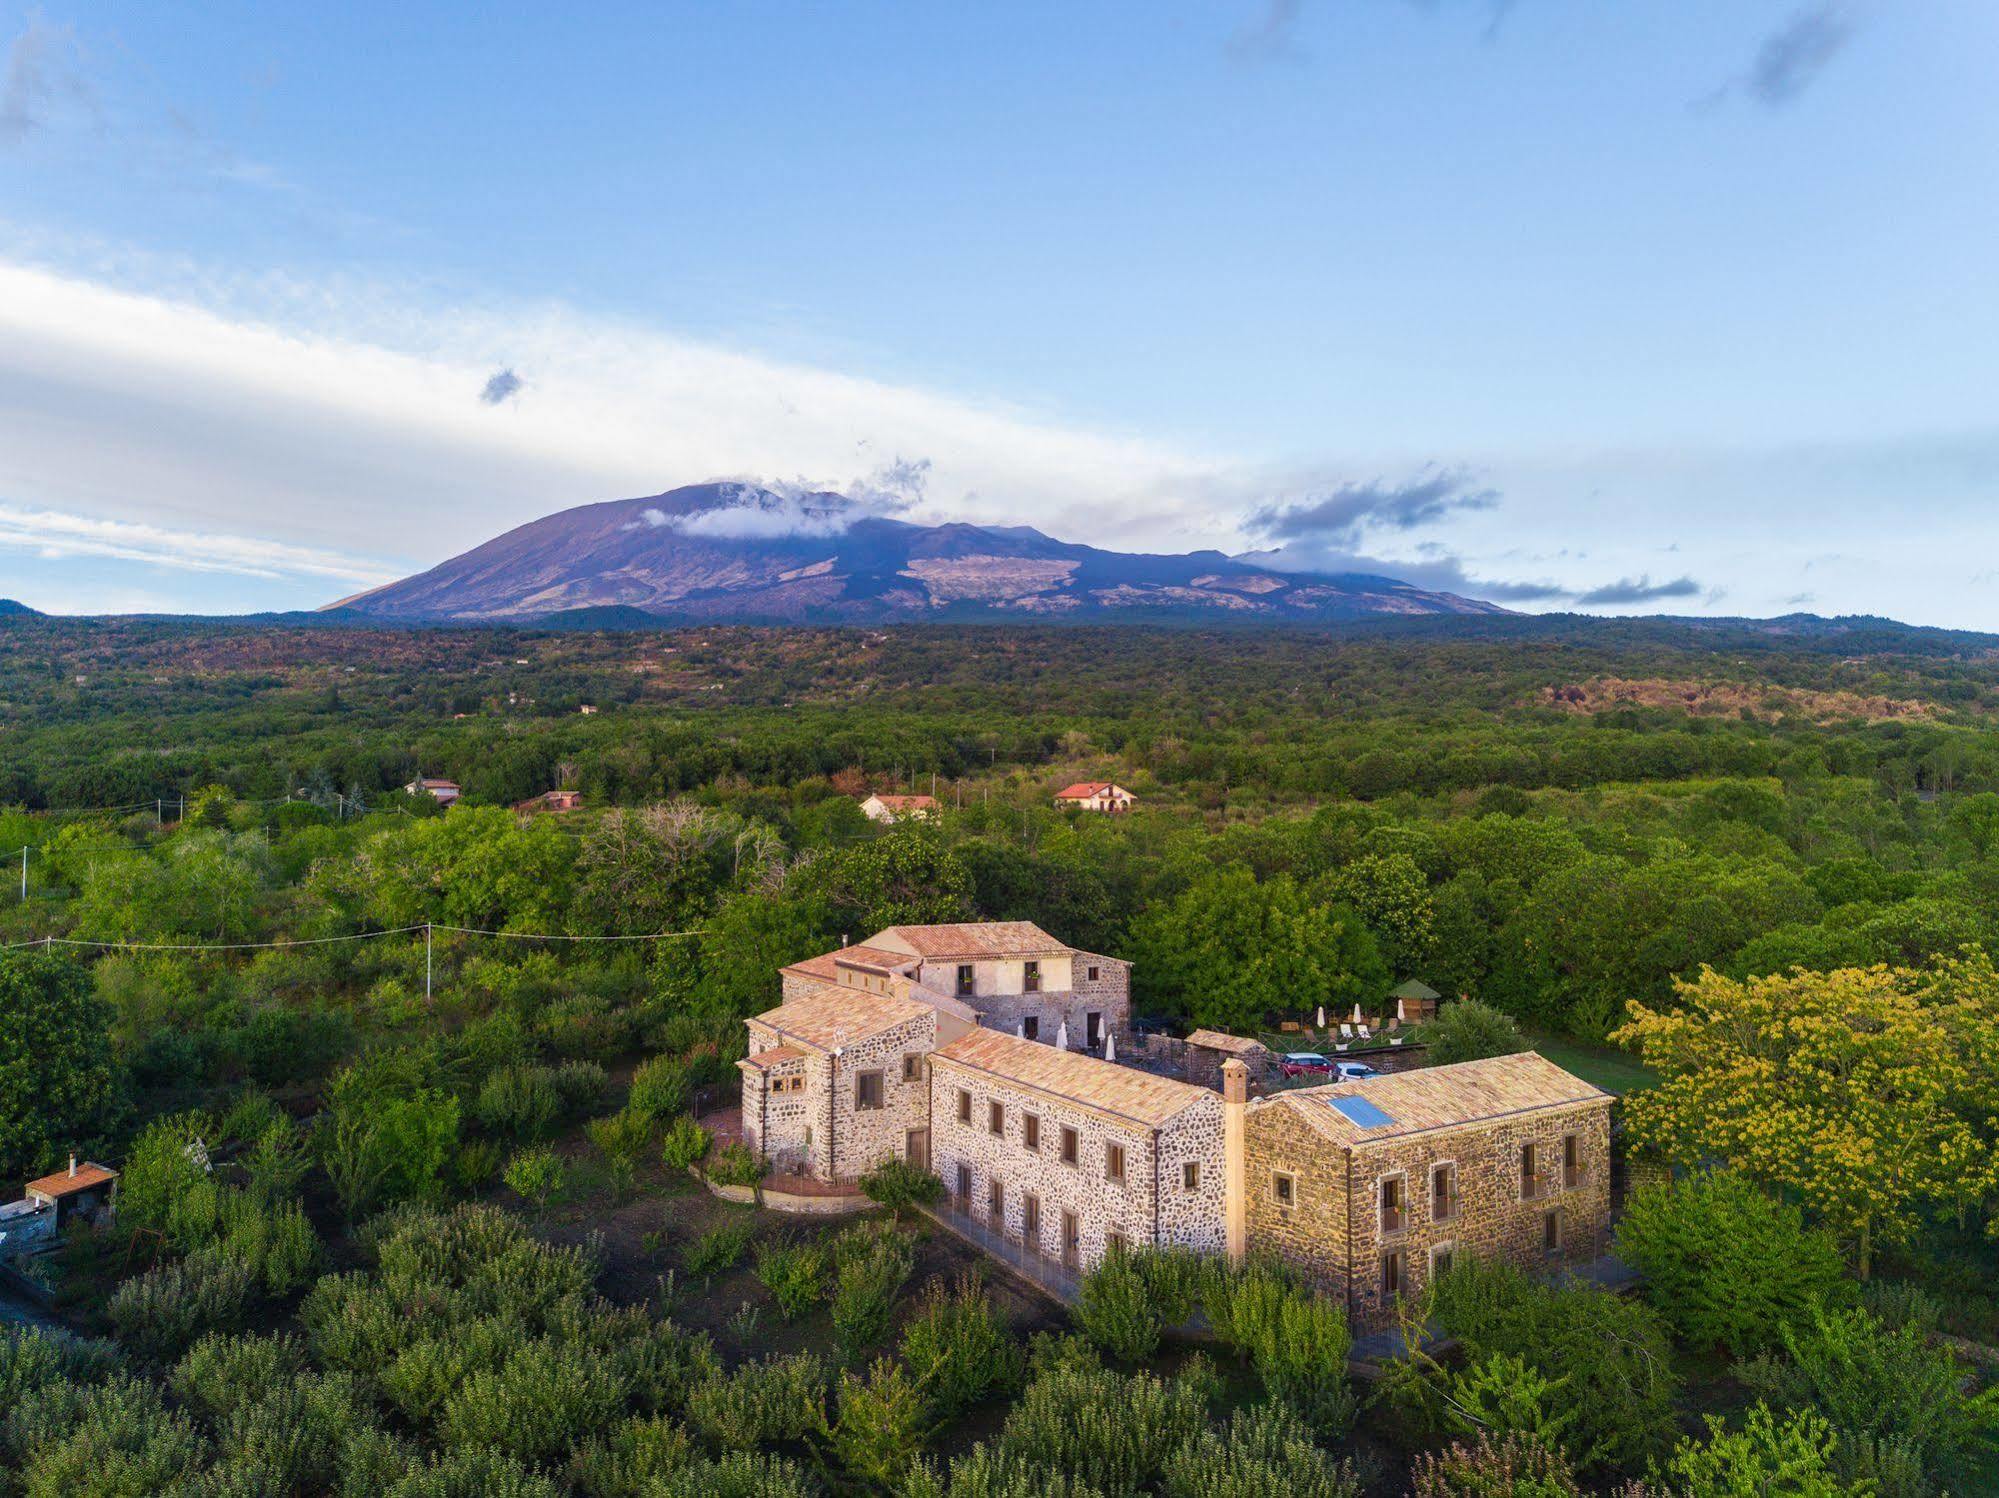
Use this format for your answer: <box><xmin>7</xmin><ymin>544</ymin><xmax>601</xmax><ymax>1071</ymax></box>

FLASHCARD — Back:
<box><xmin>1104</xmin><ymin>1030</ymin><xmax>1117</xmax><ymax>1062</ymax></box>
<box><xmin>1315</xmin><ymin>1005</ymin><xmax>1326</xmax><ymax>1029</ymax></box>
<box><xmin>1055</xmin><ymin>1019</ymin><xmax>1069</xmax><ymax>1051</ymax></box>
<box><xmin>1350</xmin><ymin>1003</ymin><xmax>1363</xmax><ymax>1024</ymax></box>
<box><xmin>1017</xmin><ymin>1019</ymin><xmax>1026</xmax><ymax>1038</ymax></box>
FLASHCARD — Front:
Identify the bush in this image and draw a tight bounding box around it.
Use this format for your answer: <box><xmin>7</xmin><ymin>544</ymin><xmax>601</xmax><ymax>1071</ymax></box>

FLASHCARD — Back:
<box><xmin>1424</xmin><ymin>998</ymin><xmax>1529</xmax><ymax>1067</ymax></box>
<box><xmin>1241</xmin><ymin>1282</ymin><xmax>1355</xmax><ymax>1438</ymax></box>
<box><xmin>435</xmin><ymin>1340</ymin><xmax>627</xmax><ymax>1465</ymax></box>
<box><xmin>217</xmin><ymin>1191</ymin><xmax>321</xmax><ymax>1294</ymax></box>
<box><xmin>829</xmin><ymin>1222</ymin><xmax>914</xmax><ymax>1358</ymax></box>
<box><xmin>568</xmin><ymin>1415</ymin><xmax>695</xmax><ymax>1497</ymax></box>
<box><xmin>627</xmin><ymin>1055</ymin><xmax>691</xmax><ymax>1127</ymax></box>
<box><xmin>588</xmin><ymin>1108</ymin><xmax>654</xmax><ymax>1169</ymax></box>
<box><xmin>1657</xmin><ymin>1404</ymin><xmax>1870</xmax><ymax>1497</ymax></box>
<box><xmin>705</xmin><ymin>1141</ymin><xmax>768</xmax><ymax>1188</ymax></box>
<box><xmin>5</xmin><ymin>1374</ymin><xmax>209</xmax><ymax>1495</ymax></box>
<box><xmin>106</xmin><ymin>1246</ymin><xmax>255</xmax><ymax>1360</ymax></box>
<box><xmin>899</xmin><ymin>1274</ymin><xmax>1026</xmax><ymax>1418</ymax></box>
<box><xmin>1616</xmin><ymin>1169</ymin><xmax>1852</xmax><ymax>1355</ymax></box>
<box><xmin>983</xmin><ymin>1358</ymin><xmax>1212</xmax><ymax>1495</ymax></box>
<box><xmin>660</xmin><ymin>1115</ymin><xmax>711</xmax><ymax>1170</ymax></box>
<box><xmin>477</xmin><ymin>1064</ymin><xmax>563</xmax><ymax>1140</ymax></box>
<box><xmin>503</xmin><ymin>1146</ymin><xmax>566</xmax><ymax>1215</ymax></box>
<box><xmin>1441</xmin><ymin>1352</ymin><xmax>1575</xmax><ymax>1451</ymax></box>
<box><xmin>684</xmin><ymin>1217</ymin><xmax>756</xmax><ymax>1279</ymax></box>
<box><xmin>1410</xmin><ymin>1433</ymin><xmax>1584</xmax><ymax>1498</ymax></box>
<box><xmin>1161</xmin><ymin>1402</ymin><xmax>1361</xmax><ymax>1498</ymax></box>
<box><xmin>1428</xmin><ymin>1258</ymin><xmax>1679</xmax><ymax>1476</ymax></box>
<box><xmin>380</xmin><ymin>1443</ymin><xmax>562</xmax><ymax>1498</ymax></box>
<box><xmin>1074</xmin><ymin>1249</ymin><xmax>1162</xmax><ymax>1363</ymax></box>
<box><xmin>0</xmin><ymin>1328</ymin><xmax>121</xmax><ymax>1407</ymax></box>
<box><xmin>683</xmin><ymin>1351</ymin><xmax>829</xmax><ymax>1450</ymax></box>
<box><xmin>859</xmin><ymin>1157</ymin><xmax>945</xmax><ymax>1215</ymax></box>
<box><xmin>1737</xmin><ymin>1302</ymin><xmax>1999</xmax><ymax>1487</ymax></box>
<box><xmin>753</xmin><ymin>1238</ymin><xmax>828</xmax><ymax>1320</ymax></box>
<box><xmin>829</xmin><ymin>1357</ymin><xmax>929</xmax><ymax>1487</ymax></box>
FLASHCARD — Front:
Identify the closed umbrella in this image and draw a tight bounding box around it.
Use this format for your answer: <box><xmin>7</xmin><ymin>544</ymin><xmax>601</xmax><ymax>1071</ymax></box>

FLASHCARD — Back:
<box><xmin>1350</xmin><ymin>1003</ymin><xmax>1363</xmax><ymax>1025</ymax></box>
<box><xmin>1017</xmin><ymin>1019</ymin><xmax>1026</xmax><ymax>1038</ymax></box>
<box><xmin>1055</xmin><ymin>1019</ymin><xmax>1069</xmax><ymax>1051</ymax></box>
<box><xmin>1104</xmin><ymin>1030</ymin><xmax>1117</xmax><ymax>1062</ymax></box>
<box><xmin>1315</xmin><ymin>1005</ymin><xmax>1326</xmax><ymax>1030</ymax></box>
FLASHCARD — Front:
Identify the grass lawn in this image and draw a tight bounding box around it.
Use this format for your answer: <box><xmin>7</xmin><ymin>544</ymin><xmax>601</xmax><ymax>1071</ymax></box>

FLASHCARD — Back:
<box><xmin>1525</xmin><ymin>1033</ymin><xmax>1658</xmax><ymax>1095</ymax></box>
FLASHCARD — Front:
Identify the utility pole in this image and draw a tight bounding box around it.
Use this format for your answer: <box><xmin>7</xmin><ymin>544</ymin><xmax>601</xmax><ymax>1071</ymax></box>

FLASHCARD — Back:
<box><xmin>425</xmin><ymin>923</ymin><xmax>433</xmax><ymax>1002</ymax></box>
<box><xmin>19</xmin><ymin>845</ymin><xmax>25</xmax><ymax>903</ymax></box>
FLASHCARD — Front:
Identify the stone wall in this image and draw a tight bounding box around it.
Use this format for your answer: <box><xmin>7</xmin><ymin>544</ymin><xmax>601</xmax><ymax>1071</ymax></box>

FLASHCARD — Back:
<box><xmin>968</xmin><ymin>953</ymin><xmax>1131</xmax><ymax>1047</ymax></box>
<box><xmin>1243</xmin><ymin>1096</ymin><xmax>1613</xmax><ymax>1332</ymax></box>
<box><xmin>928</xmin><ymin>1057</ymin><xmax>1224</xmax><ymax>1268</ymax></box>
<box><xmin>742</xmin><ymin>1011</ymin><xmax>937</xmax><ymax>1182</ymax></box>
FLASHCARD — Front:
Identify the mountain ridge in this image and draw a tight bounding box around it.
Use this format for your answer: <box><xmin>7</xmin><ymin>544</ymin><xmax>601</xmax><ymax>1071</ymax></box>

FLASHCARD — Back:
<box><xmin>335</xmin><ymin>482</ymin><xmax>1509</xmax><ymax>624</ymax></box>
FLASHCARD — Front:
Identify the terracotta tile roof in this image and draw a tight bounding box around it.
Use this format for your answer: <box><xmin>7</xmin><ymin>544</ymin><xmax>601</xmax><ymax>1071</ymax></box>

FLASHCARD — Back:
<box><xmin>739</xmin><ymin>1044</ymin><xmax>805</xmax><ymax>1070</ymax></box>
<box><xmin>25</xmin><ymin>1162</ymin><xmax>118</xmax><ymax>1198</ymax></box>
<box><xmin>1054</xmin><ymin>781</ymin><xmax>1125</xmax><ymax>799</ymax></box>
<box><xmin>870</xmin><ymin>922</ymin><xmax>1072</xmax><ymax>959</ymax></box>
<box><xmin>782</xmin><ymin>944</ymin><xmax>921</xmax><ymax>983</ymax></box>
<box><xmin>751</xmin><ymin>984</ymin><xmax>933</xmax><ymax>1053</ymax></box>
<box><xmin>1184</xmin><ymin>1028</ymin><xmax>1269</xmax><ymax>1055</ymax></box>
<box><xmin>932</xmin><ymin>1027</ymin><xmax>1214</xmax><ymax>1129</ymax></box>
<box><xmin>1269</xmin><ymin>1052</ymin><xmax>1608</xmax><ymax>1148</ymax></box>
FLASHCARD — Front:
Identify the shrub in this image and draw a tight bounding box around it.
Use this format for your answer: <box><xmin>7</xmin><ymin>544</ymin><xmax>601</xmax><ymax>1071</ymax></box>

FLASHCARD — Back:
<box><xmin>1161</xmin><ymin>1402</ymin><xmax>1361</xmax><ymax>1498</ymax></box>
<box><xmin>704</xmin><ymin>1141</ymin><xmax>767</xmax><ymax>1188</ymax></box>
<box><xmin>1240</xmin><ymin>1282</ymin><xmax>1355</xmax><ymax>1438</ymax></box>
<box><xmin>627</xmin><ymin>1055</ymin><xmax>691</xmax><ymax>1126</ymax></box>
<box><xmin>683</xmin><ymin>1351</ymin><xmax>829</xmax><ymax>1450</ymax></box>
<box><xmin>859</xmin><ymin>1157</ymin><xmax>945</xmax><ymax>1215</ymax></box>
<box><xmin>218</xmin><ymin>1191</ymin><xmax>321</xmax><ymax>1294</ymax></box>
<box><xmin>1424</xmin><ymin>997</ymin><xmax>1529</xmax><ymax>1067</ymax></box>
<box><xmin>651</xmin><ymin>1451</ymin><xmax>816</xmax><ymax>1498</ymax></box>
<box><xmin>477</xmin><ymin>1064</ymin><xmax>563</xmax><ymax>1140</ymax></box>
<box><xmin>170</xmin><ymin>1332</ymin><xmax>307</xmax><ymax>1418</ymax></box>
<box><xmin>684</xmin><ymin>1217</ymin><xmax>756</xmax><ymax>1279</ymax></box>
<box><xmin>1737</xmin><ymin>1302</ymin><xmax>1999</xmax><ymax>1487</ymax></box>
<box><xmin>568</xmin><ymin>1415</ymin><xmax>696</xmax><ymax>1497</ymax></box>
<box><xmin>660</xmin><ymin>1115</ymin><xmax>711</xmax><ymax>1170</ymax></box>
<box><xmin>1616</xmin><ymin>1169</ymin><xmax>1853</xmax><ymax>1355</ymax></box>
<box><xmin>1428</xmin><ymin>1258</ymin><xmax>1679</xmax><ymax>1476</ymax></box>
<box><xmin>106</xmin><ymin>1246</ymin><xmax>255</xmax><ymax>1360</ymax></box>
<box><xmin>1410</xmin><ymin>1433</ymin><xmax>1585</xmax><ymax>1498</ymax></box>
<box><xmin>212</xmin><ymin>1368</ymin><xmax>372</xmax><ymax>1494</ymax></box>
<box><xmin>116</xmin><ymin>1111</ymin><xmax>220</xmax><ymax>1249</ymax></box>
<box><xmin>1441</xmin><ymin>1352</ymin><xmax>1575</xmax><ymax>1451</ymax></box>
<box><xmin>1656</xmin><ymin>1404</ymin><xmax>1870</xmax><ymax>1497</ymax></box>
<box><xmin>829</xmin><ymin>1222</ymin><xmax>915</xmax><ymax>1358</ymax></box>
<box><xmin>0</xmin><ymin>1328</ymin><xmax>120</xmax><ymax>1407</ymax></box>
<box><xmin>552</xmin><ymin>1059</ymin><xmax>609</xmax><ymax>1112</ymax></box>
<box><xmin>436</xmin><ymin>1340</ymin><xmax>627</xmax><ymax>1465</ymax></box>
<box><xmin>589</xmin><ymin>1108</ymin><xmax>654</xmax><ymax>1169</ymax></box>
<box><xmin>216</xmin><ymin>1088</ymin><xmax>284</xmax><ymax>1146</ymax></box>
<box><xmin>243</xmin><ymin>1115</ymin><xmax>310</xmax><ymax>1204</ymax></box>
<box><xmin>380</xmin><ymin>1443</ymin><xmax>562</xmax><ymax>1498</ymax></box>
<box><xmin>988</xmin><ymin>1359</ymin><xmax>1212</xmax><ymax>1496</ymax></box>
<box><xmin>898</xmin><ymin>1273</ymin><xmax>1026</xmax><ymax>1417</ymax></box>
<box><xmin>5</xmin><ymin>1374</ymin><xmax>210</xmax><ymax>1496</ymax></box>
<box><xmin>753</xmin><ymin>1238</ymin><xmax>828</xmax><ymax>1320</ymax></box>
<box><xmin>1074</xmin><ymin>1249</ymin><xmax>1162</xmax><ymax>1363</ymax></box>
<box><xmin>827</xmin><ymin>1357</ymin><xmax>930</xmax><ymax>1486</ymax></box>
<box><xmin>503</xmin><ymin>1146</ymin><xmax>567</xmax><ymax>1214</ymax></box>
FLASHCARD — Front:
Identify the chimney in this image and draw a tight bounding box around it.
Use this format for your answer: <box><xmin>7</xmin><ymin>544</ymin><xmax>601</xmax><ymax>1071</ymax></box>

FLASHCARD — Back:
<box><xmin>68</xmin><ymin>1154</ymin><xmax>76</xmax><ymax>1178</ymax></box>
<box><xmin>1221</xmin><ymin>1060</ymin><xmax>1249</xmax><ymax>1267</ymax></box>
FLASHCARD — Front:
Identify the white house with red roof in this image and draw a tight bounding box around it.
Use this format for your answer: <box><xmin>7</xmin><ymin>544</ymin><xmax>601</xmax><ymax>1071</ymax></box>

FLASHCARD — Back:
<box><xmin>1053</xmin><ymin>780</ymin><xmax>1135</xmax><ymax>813</ymax></box>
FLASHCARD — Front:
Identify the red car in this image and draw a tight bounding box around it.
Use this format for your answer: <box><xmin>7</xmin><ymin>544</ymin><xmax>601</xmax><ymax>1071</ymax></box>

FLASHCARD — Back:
<box><xmin>1280</xmin><ymin>1051</ymin><xmax>1333</xmax><ymax>1077</ymax></box>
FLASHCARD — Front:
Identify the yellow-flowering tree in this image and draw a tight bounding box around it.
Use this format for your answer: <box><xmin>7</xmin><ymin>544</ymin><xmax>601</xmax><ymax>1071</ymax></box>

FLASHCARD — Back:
<box><xmin>1614</xmin><ymin>960</ymin><xmax>1999</xmax><ymax>1277</ymax></box>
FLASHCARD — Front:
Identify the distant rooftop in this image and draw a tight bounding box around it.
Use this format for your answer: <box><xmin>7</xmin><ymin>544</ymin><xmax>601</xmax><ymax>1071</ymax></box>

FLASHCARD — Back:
<box><xmin>933</xmin><ymin>1027</ymin><xmax>1213</xmax><ymax>1129</ymax></box>
<box><xmin>871</xmin><ymin>922</ymin><xmax>1074</xmax><ymax>960</ymax></box>
<box><xmin>1269</xmin><ymin>1052</ymin><xmax>1607</xmax><ymax>1147</ymax></box>
<box><xmin>750</xmin><ymin>986</ymin><xmax>932</xmax><ymax>1053</ymax></box>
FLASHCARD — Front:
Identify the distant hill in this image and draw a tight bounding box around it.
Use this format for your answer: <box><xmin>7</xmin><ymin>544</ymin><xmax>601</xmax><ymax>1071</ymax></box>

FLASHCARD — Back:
<box><xmin>0</xmin><ymin>599</ymin><xmax>43</xmax><ymax>618</ymax></box>
<box><xmin>330</xmin><ymin>482</ymin><xmax>1509</xmax><ymax>624</ymax></box>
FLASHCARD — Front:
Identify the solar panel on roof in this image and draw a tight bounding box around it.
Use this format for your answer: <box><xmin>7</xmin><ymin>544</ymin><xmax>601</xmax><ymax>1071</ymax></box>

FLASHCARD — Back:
<box><xmin>1328</xmin><ymin>1095</ymin><xmax>1396</xmax><ymax>1129</ymax></box>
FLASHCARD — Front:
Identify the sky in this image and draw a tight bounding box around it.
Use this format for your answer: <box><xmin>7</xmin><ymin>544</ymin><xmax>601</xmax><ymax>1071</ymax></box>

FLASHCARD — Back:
<box><xmin>1</xmin><ymin>1</ymin><xmax>1996</xmax><ymax>623</ymax></box>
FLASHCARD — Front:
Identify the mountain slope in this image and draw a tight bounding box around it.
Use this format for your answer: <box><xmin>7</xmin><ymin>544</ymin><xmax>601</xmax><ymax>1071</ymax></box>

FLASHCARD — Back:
<box><xmin>335</xmin><ymin>483</ymin><xmax>1508</xmax><ymax>623</ymax></box>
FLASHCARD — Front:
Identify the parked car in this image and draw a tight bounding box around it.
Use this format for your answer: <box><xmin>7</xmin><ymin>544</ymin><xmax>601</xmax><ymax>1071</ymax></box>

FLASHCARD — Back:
<box><xmin>1280</xmin><ymin>1052</ymin><xmax>1333</xmax><ymax>1077</ymax></box>
<box><xmin>1333</xmin><ymin>1060</ymin><xmax>1381</xmax><ymax>1082</ymax></box>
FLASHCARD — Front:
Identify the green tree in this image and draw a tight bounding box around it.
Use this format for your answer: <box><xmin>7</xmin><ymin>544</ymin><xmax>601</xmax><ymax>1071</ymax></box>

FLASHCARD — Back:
<box><xmin>1425</xmin><ymin>998</ymin><xmax>1529</xmax><ymax>1067</ymax></box>
<box><xmin>0</xmin><ymin>950</ymin><xmax>118</xmax><ymax>1181</ymax></box>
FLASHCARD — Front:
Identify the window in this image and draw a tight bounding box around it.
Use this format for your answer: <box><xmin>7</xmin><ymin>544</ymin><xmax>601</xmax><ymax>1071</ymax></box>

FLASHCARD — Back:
<box><xmin>1022</xmin><ymin>1193</ymin><xmax>1040</xmax><ymax>1243</ymax></box>
<box><xmin>989</xmin><ymin>1177</ymin><xmax>1005</xmax><ymax>1225</ymax></box>
<box><xmin>1087</xmin><ymin>965</ymin><xmax>1100</xmax><ymax>982</ymax></box>
<box><xmin>955</xmin><ymin>1163</ymin><xmax>972</xmax><ymax>1204</ymax></box>
<box><xmin>1431</xmin><ymin>1163</ymin><xmax>1458</xmax><ymax>1222</ymax></box>
<box><xmin>1060</xmin><ymin>1126</ymin><xmax>1080</xmax><ymax>1166</ymax></box>
<box><xmin>1105</xmin><ymin>1142</ymin><xmax>1126</xmax><ymax>1184</ymax></box>
<box><xmin>1562</xmin><ymin>1133</ymin><xmax>1584</xmax><ymax>1189</ymax></box>
<box><xmin>989</xmin><ymin>1100</ymin><xmax>1006</xmax><ymax>1136</ymax></box>
<box><xmin>1022</xmin><ymin>1016</ymin><xmax>1039</xmax><ymax>1041</ymax></box>
<box><xmin>1520</xmin><ymin>1143</ymin><xmax>1542</xmax><ymax>1201</ymax></box>
<box><xmin>1182</xmin><ymin>1160</ymin><xmax>1201</xmax><ymax>1192</ymax></box>
<box><xmin>956</xmin><ymin>963</ymin><xmax>975</xmax><ymax>996</ymax></box>
<box><xmin>1024</xmin><ymin>960</ymin><xmax>1042</xmax><ymax>993</ymax></box>
<box><xmin>1430</xmin><ymin>1243</ymin><xmax>1455</xmax><ymax>1279</ymax></box>
<box><xmin>1379</xmin><ymin>1173</ymin><xmax>1406</xmax><ymax>1235</ymax></box>
<box><xmin>1543</xmin><ymin>1208</ymin><xmax>1562</xmax><ymax>1256</ymax></box>
<box><xmin>957</xmin><ymin>1089</ymin><xmax>972</xmax><ymax>1125</ymax></box>
<box><xmin>1272</xmin><ymin>1171</ymin><xmax>1296</xmax><ymax>1207</ymax></box>
<box><xmin>902</xmin><ymin>1054</ymin><xmax>923</xmax><ymax>1083</ymax></box>
<box><xmin>1107</xmin><ymin>1229</ymin><xmax>1129</xmax><ymax>1255</ymax></box>
<box><xmin>855</xmin><ymin>1071</ymin><xmax>884</xmax><ymax>1111</ymax></box>
<box><xmin>1380</xmin><ymin>1249</ymin><xmax>1406</xmax><ymax>1297</ymax></box>
<box><xmin>1022</xmin><ymin>1113</ymin><xmax>1040</xmax><ymax>1152</ymax></box>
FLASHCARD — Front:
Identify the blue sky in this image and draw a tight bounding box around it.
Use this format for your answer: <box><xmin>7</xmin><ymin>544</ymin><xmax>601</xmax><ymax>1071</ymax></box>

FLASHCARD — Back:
<box><xmin>2</xmin><ymin>1</ymin><xmax>1996</xmax><ymax>622</ymax></box>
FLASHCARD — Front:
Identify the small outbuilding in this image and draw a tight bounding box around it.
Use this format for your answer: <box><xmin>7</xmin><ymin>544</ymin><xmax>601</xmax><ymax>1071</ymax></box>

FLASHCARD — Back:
<box><xmin>404</xmin><ymin>777</ymin><xmax>461</xmax><ymax>807</ymax></box>
<box><xmin>1390</xmin><ymin>979</ymin><xmax>1442</xmax><ymax>1024</ymax></box>
<box><xmin>24</xmin><ymin>1158</ymin><xmax>119</xmax><ymax>1229</ymax></box>
<box><xmin>860</xmin><ymin>793</ymin><xmax>938</xmax><ymax>824</ymax></box>
<box><xmin>1183</xmin><ymin>1028</ymin><xmax>1272</xmax><ymax>1089</ymax></box>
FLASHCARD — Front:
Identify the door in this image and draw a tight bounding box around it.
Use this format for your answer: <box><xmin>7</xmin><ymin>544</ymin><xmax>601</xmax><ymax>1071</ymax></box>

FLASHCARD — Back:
<box><xmin>1086</xmin><ymin>1012</ymin><xmax>1103</xmax><ymax>1048</ymax></box>
<box><xmin>1061</xmin><ymin>1209</ymin><xmax>1080</xmax><ymax>1270</ymax></box>
<box><xmin>989</xmin><ymin>1176</ymin><xmax>1005</xmax><ymax>1229</ymax></box>
<box><xmin>905</xmin><ymin>1128</ymin><xmax>929</xmax><ymax>1171</ymax></box>
<box><xmin>956</xmin><ymin>1163</ymin><xmax>973</xmax><ymax>1209</ymax></box>
<box><xmin>1022</xmin><ymin>1193</ymin><xmax>1041</xmax><ymax>1253</ymax></box>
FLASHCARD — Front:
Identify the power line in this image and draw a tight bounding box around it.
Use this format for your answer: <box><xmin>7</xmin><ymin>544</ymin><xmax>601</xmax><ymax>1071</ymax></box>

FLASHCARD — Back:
<box><xmin>3</xmin><ymin>922</ymin><xmax>707</xmax><ymax>954</ymax></box>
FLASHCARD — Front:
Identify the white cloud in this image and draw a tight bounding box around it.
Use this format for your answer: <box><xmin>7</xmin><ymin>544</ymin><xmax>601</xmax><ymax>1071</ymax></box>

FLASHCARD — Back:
<box><xmin>0</xmin><ymin>503</ymin><xmax>399</xmax><ymax>583</ymax></box>
<box><xmin>0</xmin><ymin>254</ymin><xmax>1247</xmax><ymax>603</ymax></box>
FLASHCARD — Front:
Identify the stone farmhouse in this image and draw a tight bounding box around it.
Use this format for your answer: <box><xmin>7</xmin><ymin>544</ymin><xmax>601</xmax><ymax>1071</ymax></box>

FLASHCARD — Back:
<box><xmin>737</xmin><ymin>923</ymin><xmax>1612</xmax><ymax>1312</ymax></box>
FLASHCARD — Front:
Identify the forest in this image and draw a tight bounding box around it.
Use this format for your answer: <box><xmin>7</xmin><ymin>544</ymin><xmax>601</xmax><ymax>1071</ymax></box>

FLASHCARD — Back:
<box><xmin>4</xmin><ymin>613</ymin><xmax>1999</xmax><ymax>1495</ymax></box>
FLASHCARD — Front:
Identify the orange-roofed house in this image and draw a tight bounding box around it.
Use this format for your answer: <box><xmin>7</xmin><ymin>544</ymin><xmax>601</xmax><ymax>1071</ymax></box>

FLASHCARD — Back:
<box><xmin>404</xmin><ymin>777</ymin><xmax>461</xmax><ymax>807</ymax></box>
<box><xmin>1053</xmin><ymin>781</ymin><xmax>1135</xmax><ymax>813</ymax></box>
<box><xmin>25</xmin><ymin>1157</ymin><xmax>119</xmax><ymax>1227</ymax></box>
<box><xmin>859</xmin><ymin>792</ymin><xmax>938</xmax><ymax>824</ymax></box>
